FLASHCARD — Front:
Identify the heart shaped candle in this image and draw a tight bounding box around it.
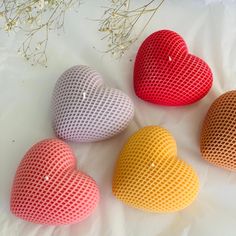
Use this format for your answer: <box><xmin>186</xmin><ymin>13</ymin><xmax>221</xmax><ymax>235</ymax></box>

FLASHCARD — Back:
<box><xmin>10</xmin><ymin>139</ymin><xmax>99</xmax><ymax>225</ymax></box>
<box><xmin>113</xmin><ymin>126</ymin><xmax>199</xmax><ymax>212</ymax></box>
<box><xmin>134</xmin><ymin>30</ymin><xmax>213</xmax><ymax>106</ymax></box>
<box><xmin>200</xmin><ymin>91</ymin><xmax>236</xmax><ymax>171</ymax></box>
<box><xmin>52</xmin><ymin>65</ymin><xmax>134</xmax><ymax>142</ymax></box>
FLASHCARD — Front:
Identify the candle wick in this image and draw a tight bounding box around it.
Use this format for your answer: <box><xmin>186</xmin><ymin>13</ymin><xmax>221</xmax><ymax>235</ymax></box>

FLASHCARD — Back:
<box><xmin>44</xmin><ymin>176</ymin><xmax>49</xmax><ymax>181</ymax></box>
<box><xmin>83</xmin><ymin>92</ymin><xmax>86</xmax><ymax>100</ymax></box>
<box><xmin>151</xmin><ymin>163</ymin><xmax>155</xmax><ymax>167</ymax></box>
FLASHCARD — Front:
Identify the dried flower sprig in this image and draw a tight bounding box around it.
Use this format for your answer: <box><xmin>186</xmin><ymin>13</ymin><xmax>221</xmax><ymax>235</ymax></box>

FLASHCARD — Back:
<box><xmin>0</xmin><ymin>0</ymin><xmax>80</xmax><ymax>66</ymax></box>
<box><xmin>99</xmin><ymin>0</ymin><xmax>165</xmax><ymax>58</ymax></box>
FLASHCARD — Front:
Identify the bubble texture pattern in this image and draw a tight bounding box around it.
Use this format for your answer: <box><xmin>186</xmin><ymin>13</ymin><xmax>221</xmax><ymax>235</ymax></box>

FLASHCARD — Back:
<box><xmin>134</xmin><ymin>30</ymin><xmax>213</xmax><ymax>106</ymax></box>
<box><xmin>113</xmin><ymin>126</ymin><xmax>199</xmax><ymax>212</ymax></box>
<box><xmin>200</xmin><ymin>91</ymin><xmax>236</xmax><ymax>171</ymax></box>
<box><xmin>10</xmin><ymin>139</ymin><xmax>99</xmax><ymax>225</ymax></box>
<box><xmin>52</xmin><ymin>65</ymin><xmax>134</xmax><ymax>142</ymax></box>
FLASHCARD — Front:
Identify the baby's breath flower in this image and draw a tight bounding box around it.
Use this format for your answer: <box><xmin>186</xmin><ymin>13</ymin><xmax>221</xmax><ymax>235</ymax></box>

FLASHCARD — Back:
<box><xmin>0</xmin><ymin>0</ymin><xmax>80</xmax><ymax>66</ymax></box>
<box><xmin>0</xmin><ymin>0</ymin><xmax>165</xmax><ymax>66</ymax></box>
<box><xmin>99</xmin><ymin>0</ymin><xmax>165</xmax><ymax>58</ymax></box>
<box><xmin>4</xmin><ymin>20</ymin><xmax>17</xmax><ymax>32</ymax></box>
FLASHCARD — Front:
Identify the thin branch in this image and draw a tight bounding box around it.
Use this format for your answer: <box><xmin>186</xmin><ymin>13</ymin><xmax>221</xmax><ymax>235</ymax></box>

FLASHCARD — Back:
<box><xmin>0</xmin><ymin>0</ymin><xmax>80</xmax><ymax>66</ymax></box>
<box><xmin>99</xmin><ymin>0</ymin><xmax>165</xmax><ymax>58</ymax></box>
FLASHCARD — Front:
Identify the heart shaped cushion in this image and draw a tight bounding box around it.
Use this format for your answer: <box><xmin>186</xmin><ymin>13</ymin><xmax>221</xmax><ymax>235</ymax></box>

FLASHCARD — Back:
<box><xmin>112</xmin><ymin>126</ymin><xmax>199</xmax><ymax>212</ymax></box>
<box><xmin>10</xmin><ymin>139</ymin><xmax>99</xmax><ymax>225</ymax></box>
<box><xmin>52</xmin><ymin>65</ymin><xmax>134</xmax><ymax>142</ymax></box>
<box><xmin>133</xmin><ymin>30</ymin><xmax>213</xmax><ymax>106</ymax></box>
<box><xmin>200</xmin><ymin>91</ymin><xmax>236</xmax><ymax>171</ymax></box>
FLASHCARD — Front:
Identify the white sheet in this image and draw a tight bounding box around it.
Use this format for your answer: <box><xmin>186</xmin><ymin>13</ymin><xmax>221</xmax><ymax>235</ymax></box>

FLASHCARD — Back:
<box><xmin>1</xmin><ymin>0</ymin><xmax>236</xmax><ymax>235</ymax></box>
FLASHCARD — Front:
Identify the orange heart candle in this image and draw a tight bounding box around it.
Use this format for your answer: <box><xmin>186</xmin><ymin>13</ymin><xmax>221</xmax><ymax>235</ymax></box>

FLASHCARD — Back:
<box><xmin>201</xmin><ymin>91</ymin><xmax>236</xmax><ymax>171</ymax></box>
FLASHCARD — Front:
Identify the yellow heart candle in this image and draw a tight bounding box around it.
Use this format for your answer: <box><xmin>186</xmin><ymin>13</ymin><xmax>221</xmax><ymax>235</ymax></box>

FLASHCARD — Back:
<box><xmin>113</xmin><ymin>126</ymin><xmax>199</xmax><ymax>212</ymax></box>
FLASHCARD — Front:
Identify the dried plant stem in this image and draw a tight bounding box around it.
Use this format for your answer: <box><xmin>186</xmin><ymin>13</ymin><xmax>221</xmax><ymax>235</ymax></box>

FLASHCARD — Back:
<box><xmin>0</xmin><ymin>0</ymin><xmax>80</xmax><ymax>66</ymax></box>
<box><xmin>0</xmin><ymin>0</ymin><xmax>165</xmax><ymax>66</ymax></box>
<box><xmin>99</xmin><ymin>0</ymin><xmax>165</xmax><ymax>58</ymax></box>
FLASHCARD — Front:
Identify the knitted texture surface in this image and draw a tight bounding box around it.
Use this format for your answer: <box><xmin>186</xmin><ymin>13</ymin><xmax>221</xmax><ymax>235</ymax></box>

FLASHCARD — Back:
<box><xmin>112</xmin><ymin>126</ymin><xmax>199</xmax><ymax>212</ymax></box>
<box><xmin>134</xmin><ymin>30</ymin><xmax>213</xmax><ymax>106</ymax></box>
<box><xmin>10</xmin><ymin>139</ymin><xmax>99</xmax><ymax>225</ymax></box>
<box><xmin>200</xmin><ymin>91</ymin><xmax>236</xmax><ymax>171</ymax></box>
<box><xmin>52</xmin><ymin>65</ymin><xmax>134</xmax><ymax>142</ymax></box>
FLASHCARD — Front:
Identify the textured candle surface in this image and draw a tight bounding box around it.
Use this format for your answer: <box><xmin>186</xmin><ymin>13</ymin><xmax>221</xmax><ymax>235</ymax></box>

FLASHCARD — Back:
<box><xmin>52</xmin><ymin>65</ymin><xmax>134</xmax><ymax>142</ymax></box>
<box><xmin>113</xmin><ymin>126</ymin><xmax>199</xmax><ymax>212</ymax></box>
<box><xmin>134</xmin><ymin>30</ymin><xmax>213</xmax><ymax>106</ymax></box>
<box><xmin>11</xmin><ymin>139</ymin><xmax>99</xmax><ymax>225</ymax></box>
<box><xmin>201</xmin><ymin>91</ymin><xmax>236</xmax><ymax>171</ymax></box>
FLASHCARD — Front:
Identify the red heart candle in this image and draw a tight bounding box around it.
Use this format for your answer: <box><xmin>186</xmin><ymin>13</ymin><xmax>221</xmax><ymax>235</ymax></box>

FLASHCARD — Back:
<box><xmin>134</xmin><ymin>30</ymin><xmax>213</xmax><ymax>106</ymax></box>
<box><xmin>10</xmin><ymin>139</ymin><xmax>99</xmax><ymax>225</ymax></box>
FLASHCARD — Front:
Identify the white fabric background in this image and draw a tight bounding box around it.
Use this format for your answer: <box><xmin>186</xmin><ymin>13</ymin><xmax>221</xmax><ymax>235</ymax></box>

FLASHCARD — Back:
<box><xmin>1</xmin><ymin>0</ymin><xmax>236</xmax><ymax>235</ymax></box>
